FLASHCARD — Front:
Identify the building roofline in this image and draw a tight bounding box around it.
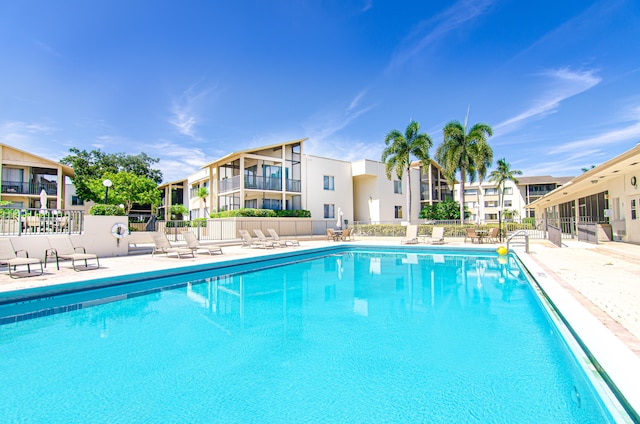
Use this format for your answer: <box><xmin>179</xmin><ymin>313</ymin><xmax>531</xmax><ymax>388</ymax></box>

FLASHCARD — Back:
<box><xmin>200</xmin><ymin>138</ymin><xmax>308</xmax><ymax>169</ymax></box>
<box><xmin>0</xmin><ymin>143</ymin><xmax>74</xmax><ymax>176</ymax></box>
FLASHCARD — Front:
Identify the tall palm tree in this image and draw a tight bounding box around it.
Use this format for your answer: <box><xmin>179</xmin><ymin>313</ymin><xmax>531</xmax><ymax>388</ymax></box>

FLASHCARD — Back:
<box><xmin>436</xmin><ymin>115</ymin><xmax>493</xmax><ymax>225</ymax></box>
<box><xmin>468</xmin><ymin>141</ymin><xmax>494</xmax><ymax>224</ymax></box>
<box><xmin>381</xmin><ymin>120</ymin><xmax>433</xmax><ymax>222</ymax></box>
<box><xmin>197</xmin><ymin>187</ymin><xmax>209</xmax><ymax>215</ymax></box>
<box><xmin>489</xmin><ymin>158</ymin><xmax>522</xmax><ymax>241</ymax></box>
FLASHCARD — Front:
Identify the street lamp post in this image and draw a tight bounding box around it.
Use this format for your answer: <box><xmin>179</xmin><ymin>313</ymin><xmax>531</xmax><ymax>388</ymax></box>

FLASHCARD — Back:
<box><xmin>103</xmin><ymin>179</ymin><xmax>113</xmax><ymax>204</ymax></box>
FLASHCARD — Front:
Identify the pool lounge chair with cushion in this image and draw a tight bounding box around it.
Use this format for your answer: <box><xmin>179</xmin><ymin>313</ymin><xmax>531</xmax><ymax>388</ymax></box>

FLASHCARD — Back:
<box><xmin>427</xmin><ymin>226</ymin><xmax>445</xmax><ymax>245</ymax></box>
<box><xmin>0</xmin><ymin>238</ymin><xmax>44</xmax><ymax>278</ymax></box>
<box><xmin>401</xmin><ymin>224</ymin><xmax>419</xmax><ymax>244</ymax></box>
<box><xmin>267</xmin><ymin>228</ymin><xmax>300</xmax><ymax>246</ymax></box>
<box><xmin>151</xmin><ymin>232</ymin><xmax>194</xmax><ymax>258</ymax></box>
<box><xmin>254</xmin><ymin>229</ymin><xmax>286</xmax><ymax>247</ymax></box>
<box><xmin>45</xmin><ymin>236</ymin><xmax>100</xmax><ymax>271</ymax></box>
<box><xmin>239</xmin><ymin>229</ymin><xmax>275</xmax><ymax>249</ymax></box>
<box><xmin>182</xmin><ymin>231</ymin><xmax>222</xmax><ymax>255</ymax></box>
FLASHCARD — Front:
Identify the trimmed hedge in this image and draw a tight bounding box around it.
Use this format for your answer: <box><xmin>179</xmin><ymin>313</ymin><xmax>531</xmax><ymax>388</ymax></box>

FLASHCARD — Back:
<box><xmin>89</xmin><ymin>204</ymin><xmax>126</xmax><ymax>216</ymax></box>
<box><xmin>352</xmin><ymin>222</ymin><xmax>537</xmax><ymax>237</ymax></box>
<box><xmin>210</xmin><ymin>208</ymin><xmax>311</xmax><ymax>218</ymax></box>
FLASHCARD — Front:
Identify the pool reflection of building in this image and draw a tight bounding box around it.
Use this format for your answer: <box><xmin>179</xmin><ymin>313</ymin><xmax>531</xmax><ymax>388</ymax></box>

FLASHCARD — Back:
<box><xmin>183</xmin><ymin>252</ymin><xmax>528</xmax><ymax>333</ymax></box>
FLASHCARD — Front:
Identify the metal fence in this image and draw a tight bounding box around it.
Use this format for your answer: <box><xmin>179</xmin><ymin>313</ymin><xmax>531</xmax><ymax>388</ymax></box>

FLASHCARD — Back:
<box><xmin>0</xmin><ymin>208</ymin><xmax>84</xmax><ymax>236</ymax></box>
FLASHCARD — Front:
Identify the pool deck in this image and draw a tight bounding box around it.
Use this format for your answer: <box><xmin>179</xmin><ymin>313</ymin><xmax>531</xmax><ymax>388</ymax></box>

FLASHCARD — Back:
<box><xmin>2</xmin><ymin>236</ymin><xmax>640</xmax><ymax>419</ymax></box>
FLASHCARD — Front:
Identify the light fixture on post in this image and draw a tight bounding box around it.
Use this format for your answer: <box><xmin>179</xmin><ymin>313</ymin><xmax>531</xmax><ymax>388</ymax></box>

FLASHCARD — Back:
<box><xmin>103</xmin><ymin>179</ymin><xmax>113</xmax><ymax>204</ymax></box>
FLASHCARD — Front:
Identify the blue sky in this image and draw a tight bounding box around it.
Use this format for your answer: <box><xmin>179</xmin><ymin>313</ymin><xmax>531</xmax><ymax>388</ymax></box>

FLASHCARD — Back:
<box><xmin>1</xmin><ymin>0</ymin><xmax>639</xmax><ymax>183</ymax></box>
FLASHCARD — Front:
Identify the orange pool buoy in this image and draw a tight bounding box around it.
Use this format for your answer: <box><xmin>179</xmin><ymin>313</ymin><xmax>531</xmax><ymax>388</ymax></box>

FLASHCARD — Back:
<box><xmin>497</xmin><ymin>246</ymin><xmax>508</xmax><ymax>256</ymax></box>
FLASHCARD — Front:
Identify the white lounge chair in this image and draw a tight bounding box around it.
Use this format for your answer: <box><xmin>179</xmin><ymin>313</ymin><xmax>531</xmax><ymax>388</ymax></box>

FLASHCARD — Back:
<box><xmin>427</xmin><ymin>227</ymin><xmax>445</xmax><ymax>245</ymax></box>
<box><xmin>267</xmin><ymin>228</ymin><xmax>300</xmax><ymax>246</ymax></box>
<box><xmin>45</xmin><ymin>236</ymin><xmax>100</xmax><ymax>271</ymax></box>
<box><xmin>254</xmin><ymin>229</ymin><xmax>285</xmax><ymax>247</ymax></box>
<box><xmin>0</xmin><ymin>238</ymin><xmax>43</xmax><ymax>278</ymax></box>
<box><xmin>150</xmin><ymin>232</ymin><xmax>194</xmax><ymax>258</ymax></box>
<box><xmin>239</xmin><ymin>229</ymin><xmax>275</xmax><ymax>249</ymax></box>
<box><xmin>401</xmin><ymin>224</ymin><xmax>419</xmax><ymax>244</ymax></box>
<box><xmin>182</xmin><ymin>231</ymin><xmax>223</xmax><ymax>255</ymax></box>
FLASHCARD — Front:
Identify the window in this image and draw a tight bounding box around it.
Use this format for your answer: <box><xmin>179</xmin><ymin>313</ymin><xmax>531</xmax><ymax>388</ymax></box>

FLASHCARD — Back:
<box><xmin>394</xmin><ymin>180</ymin><xmax>402</xmax><ymax>194</ymax></box>
<box><xmin>71</xmin><ymin>196</ymin><xmax>84</xmax><ymax>206</ymax></box>
<box><xmin>324</xmin><ymin>204</ymin><xmax>335</xmax><ymax>219</ymax></box>
<box><xmin>485</xmin><ymin>213</ymin><xmax>498</xmax><ymax>220</ymax></box>
<box><xmin>323</xmin><ymin>176</ymin><xmax>334</xmax><ymax>191</ymax></box>
<box><xmin>484</xmin><ymin>201</ymin><xmax>499</xmax><ymax>207</ymax></box>
<box><xmin>464</xmin><ymin>202</ymin><xmax>476</xmax><ymax>208</ymax></box>
<box><xmin>504</xmin><ymin>200</ymin><xmax>512</xmax><ymax>207</ymax></box>
<box><xmin>245</xmin><ymin>199</ymin><xmax>257</xmax><ymax>208</ymax></box>
<box><xmin>464</xmin><ymin>189</ymin><xmax>477</xmax><ymax>195</ymax></box>
<box><xmin>504</xmin><ymin>187</ymin><xmax>513</xmax><ymax>195</ymax></box>
<box><xmin>484</xmin><ymin>188</ymin><xmax>498</xmax><ymax>195</ymax></box>
<box><xmin>263</xmin><ymin>198</ymin><xmax>282</xmax><ymax>210</ymax></box>
<box><xmin>632</xmin><ymin>199</ymin><xmax>637</xmax><ymax>220</ymax></box>
<box><xmin>394</xmin><ymin>206</ymin><xmax>403</xmax><ymax>219</ymax></box>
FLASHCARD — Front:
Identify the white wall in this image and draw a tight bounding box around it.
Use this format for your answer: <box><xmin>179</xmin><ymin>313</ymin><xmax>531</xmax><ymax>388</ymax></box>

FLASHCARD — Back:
<box><xmin>303</xmin><ymin>155</ymin><xmax>353</xmax><ymax>223</ymax></box>
<box><xmin>10</xmin><ymin>215</ymin><xmax>130</xmax><ymax>261</ymax></box>
<box><xmin>352</xmin><ymin>160</ymin><xmax>421</xmax><ymax>223</ymax></box>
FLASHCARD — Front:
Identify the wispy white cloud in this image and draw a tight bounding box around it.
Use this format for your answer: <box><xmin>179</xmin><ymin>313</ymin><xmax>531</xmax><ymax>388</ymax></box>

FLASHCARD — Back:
<box><xmin>361</xmin><ymin>0</ymin><xmax>372</xmax><ymax>13</ymax></box>
<box><xmin>169</xmin><ymin>82</ymin><xmax>217</xmax><ymax>139</ymax></box>
<box><xmin>35</xmin><ymin>40</ymin><xmax>63</xmax><ymax>58</ymax></box>
<box><xmin>302</xmin><ymin>90</ymin><xmax>378</xmax><ymax>146</ymax></box>
<box><xmin>548</xmin><ymin>106</ymin><xmax>640</xmax><ymax>154</ymax></box>
<box><xmin>494</xmin><ymin>68</ymin><xmax>601</xmax><ymax>134</ymax></box>
<box><xmin>387</xmin><ymin>0</ymin><xmax>495</xmax><ymax>71</ymax></box>
<box><xmin>145</xmin><ymin>140</ymin><xmax>211</xmax><ymax>183</ymax></box>
<box><xmin>521</xmin><ymin>149</ymin><xmax>606</xmax><ymax>176</ymax></box>
<box><xmin>0</xmin><ymin>121</ymin><xmax>55</xmax><ymax>148</ymax></box>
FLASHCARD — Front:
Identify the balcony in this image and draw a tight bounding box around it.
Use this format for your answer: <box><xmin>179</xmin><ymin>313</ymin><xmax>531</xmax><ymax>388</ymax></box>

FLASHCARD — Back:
<box><xmin>218</xmin><ymin>176</ymin><xmax>301</xmax><ymax>193</ymax></box>
<box><xmin>1</xmin><ymin>181</ymin><xmax>58</xmax><ymax>195</ymax></box>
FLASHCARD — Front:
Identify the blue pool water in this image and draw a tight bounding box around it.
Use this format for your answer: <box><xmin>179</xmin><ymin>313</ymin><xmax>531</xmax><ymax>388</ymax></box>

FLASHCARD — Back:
<box><xmin>0</xmin><ymin>248</ymin><xmax>628</xmax><ymax>422</ymax></box>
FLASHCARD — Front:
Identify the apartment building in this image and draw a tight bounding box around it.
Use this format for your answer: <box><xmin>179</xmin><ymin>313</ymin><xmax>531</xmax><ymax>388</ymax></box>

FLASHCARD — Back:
<box><xmin>167</xmin><ymin>139</ymin><xmax>449</xmax><ymax>225</ymax></box>
<box><xmin>0</xmin><ymin>143</ymin><xmax>73</xmax><ymax>210</ymax></box>
<box><xmin>530</xmin><ymin>142</ymin><xmax>640</xmax><ymax>243</ymax></box>
<box><xmin>454</xmin><ymin>175</ymin><xmax>572</xmax><ymax>224</ymax></box>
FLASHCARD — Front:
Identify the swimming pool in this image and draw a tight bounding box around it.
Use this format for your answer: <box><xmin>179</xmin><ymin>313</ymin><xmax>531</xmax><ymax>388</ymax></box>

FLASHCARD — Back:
<box><xmin>0</xmin><ymin>247</ymin><xmax>632</xmax><ymax>422</ymax></box>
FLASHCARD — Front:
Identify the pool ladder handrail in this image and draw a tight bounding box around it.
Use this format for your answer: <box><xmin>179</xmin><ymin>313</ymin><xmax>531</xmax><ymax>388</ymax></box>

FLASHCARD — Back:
<box><xmin>507</xmin><ymin>230</ymin><xmax>529</xmax><ymax>253</ymax></box>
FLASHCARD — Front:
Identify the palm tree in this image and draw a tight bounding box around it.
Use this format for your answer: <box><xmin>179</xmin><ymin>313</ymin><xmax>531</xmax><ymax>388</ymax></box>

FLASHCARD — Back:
<box><xmin>489</xmin><ymin>158</ymin><xmax>522</xmax><ymax>241</ymax></box>
<box><xmin>381</xmin><ymin>120</ymin><xmax>433</xmax><ymax>222</ymax></box>
<box><xmin>197</xmin><ymin>187</ymin><xmax>209</xmax><ymax>215</ymax></box>
<box><xmin>436</xmin><ymin>115</ymin><xmax>493</xmax><ymax>226</ymax></box>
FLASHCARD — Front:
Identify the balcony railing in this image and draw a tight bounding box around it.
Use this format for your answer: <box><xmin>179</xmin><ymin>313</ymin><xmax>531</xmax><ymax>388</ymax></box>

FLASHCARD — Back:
<box><xmin>1</xmin><ymin>181</ymin><xmax>58</xmax><ymax>195</ymax></box>
<box><xmin>218</xmin><ymin>176</ymin><xmax>302</xmax><ymax>193</ymax></box>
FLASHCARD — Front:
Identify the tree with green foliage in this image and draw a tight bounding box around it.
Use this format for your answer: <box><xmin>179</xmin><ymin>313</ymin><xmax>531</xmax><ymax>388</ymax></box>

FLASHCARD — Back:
<box><xmin>60</xmin><ymin>148</ymin><xmax>162</xmax><ymax>203</ymax></box>
<box><xmin>170</xmin><ymin>204</ymin><xmax>188</xmax><ymax>220</ymax></box>
<box><xmin>420</xmin><ymin>200</ymin><xmax>469</xmax><ymax>220</ymax></box>
<box><xmin>85</xmin><ymin>172</ymin><xmax>161</xmax><ymax>215</ymax></box>
<box><xmin>381</xmin><ymin>120</ymin><xmax>432</xmax><ymax>222</ymax></box>
<box><xmin>489</xmin><ymin>158</ymin><xmax>522</xmax><ymax>241</ymax></box>
<box><xmin>436</xmin><ymin>113</ymin><xmax>493</xmax><ymax>226</ymax></box>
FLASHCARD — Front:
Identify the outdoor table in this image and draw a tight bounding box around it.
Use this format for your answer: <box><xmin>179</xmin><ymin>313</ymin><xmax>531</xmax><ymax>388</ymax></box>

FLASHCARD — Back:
<box><xmin>476</xmin><ymin>230</ymin><xmax>488</xmax><ymax>244</ymax></box>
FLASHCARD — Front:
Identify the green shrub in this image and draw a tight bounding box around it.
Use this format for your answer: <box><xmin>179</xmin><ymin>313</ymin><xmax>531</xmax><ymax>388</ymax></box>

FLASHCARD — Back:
<box><xmin>191</xmin><ymin>218</ymin><xmax>207</xmax><ymax>227</ymax></box>
<box><xmin>166</xmin><ymin>220</ymin><xmax>191</xmax><ymax>228</ymax></box>
<box><xmin>89</xmin><ymin>204</ymin><xmax>126</xmax><ymax>216</ymax></box>
<box><xmin>274</xmin><ymin>209</ymin><xmax>311</xmax><ymax>218</ymax></box>
<box><xmin>210</xmin><ymin>208</ymin><xmax>311</xmax><ymax>218</ymax></box>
